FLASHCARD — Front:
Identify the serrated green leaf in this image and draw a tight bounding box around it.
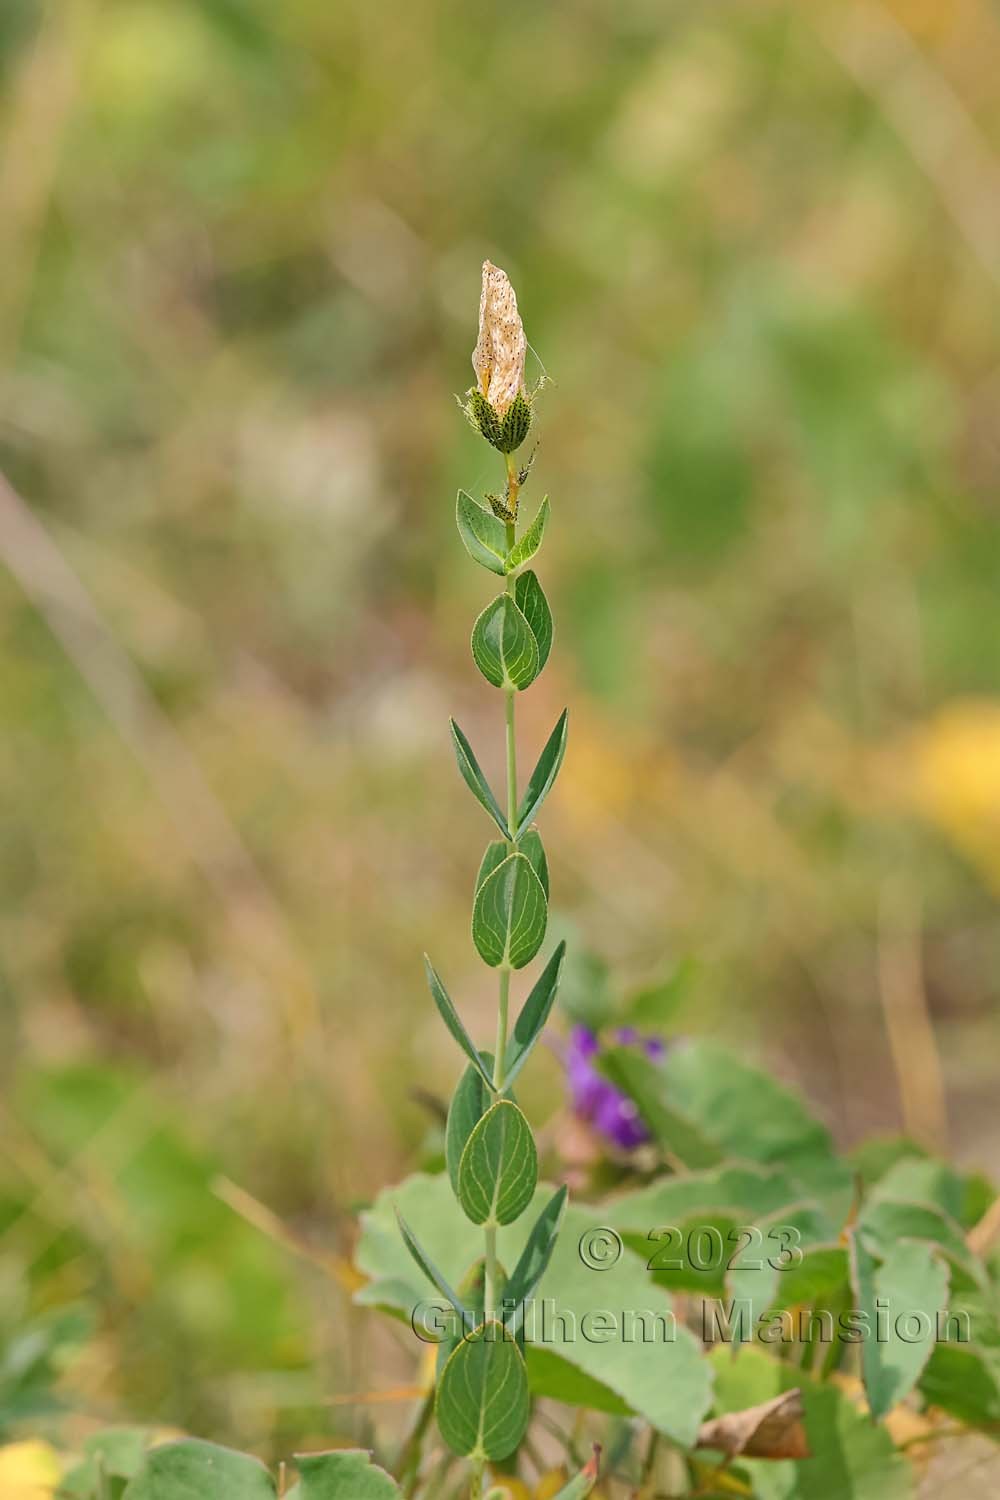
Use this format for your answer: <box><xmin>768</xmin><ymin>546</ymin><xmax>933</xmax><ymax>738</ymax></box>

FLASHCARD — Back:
<box><xmin>436</xmin><ymin>1322</ymin><xmax>530</xmax><ymax>1460</ymax></box>
<box><xmin>472</xmin><ymin>852</ymin><xmax>547</xmax><ymax>969</ymax></box>
<box><xmin>504</xmin><ymin>1184</ymin><xmax>568</xmax><ymax>1320</ymax></box>
<box><xmin>446</xmin><ymin>1060</ymin><xmax>493</xmax><ymax>1193</ymax></box>
<box><xmin>597</xmin><ymin>1048</ymin><xmax>722</xmax><ymax>1170</ymax></box>
<box><xmin>471</xmin><ymin>595</ymin><xmax>539</xmax><ymax>691</ymax></box>
<box><xmin>503</xmin><ymin>941</ymin><xmax>566</xmax><ymax>1088</ymax></box>
<box><xmin>456</xmin><ymin>490</ymin><xmax>509</xmax><ymax>575</ymax></box>
<box><xmin>457</xmin><ymin>1099</ymin><xmax>537</xmax><ymax>1226</ymax></box>
<box><xmin>514</xmin><ymin>570</ymin><xmax>552</xmax><ymax>673</ymax></box>
<box><xmin>516</xmin><ymin>711</ymin><xmax>568</xmax><ymax>834</ymax></box>
<box><xmin>395</xmin><ymin>1208</ymin><xmax>466</xmax><ymax>1318</ymax></box>
<box><xmin>517</xmin><ymin>827</ymin><xmax>548</xmax><ymax>897</ymax></box>
<box><xmin>121</xmin><ymin>1440</ymin><xmax>276</xmax><ymax>1500</ymax></box>
<box><xmin>423</xmin><ymin>957</ymin><xmax>493</xmax><ymax>1087</ymax></box>
<box><xmin>291</xmin><ymin>1449</ymin><xmax>401</xmax><ymax>1499</ymax></box>
<box><xmin>848</xmin><ymin>1230</ymin><xmax>950</xmax><ymax>1419</ymax></box>
<box><xmin>505</xmin><ymin>496</ymin><xmax>549</xmax><ymax>572</ymax></box>
<box><xmin>449</xmin><ymin>720</ymin><xmax>510</xmax><ymax>838</ymax></box>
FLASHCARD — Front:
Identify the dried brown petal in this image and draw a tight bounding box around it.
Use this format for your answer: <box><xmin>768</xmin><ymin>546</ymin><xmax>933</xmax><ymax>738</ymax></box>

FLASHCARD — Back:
<box><xmin>471</xmin><ymin>260</ymin><xmax>526</xmax><ymax>417</ymax></box>
<box><xmin>695</xmin><ymin>1388</ymin><xmax>810</xmax><ymax>1461</ymax></box>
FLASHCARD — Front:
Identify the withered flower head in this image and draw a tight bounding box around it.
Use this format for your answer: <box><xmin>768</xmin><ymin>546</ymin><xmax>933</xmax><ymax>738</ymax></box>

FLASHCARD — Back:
<box><xmin>472</xmin><ymin>260</ymin><xmax>526</xmax><ymax>418</ymax></box>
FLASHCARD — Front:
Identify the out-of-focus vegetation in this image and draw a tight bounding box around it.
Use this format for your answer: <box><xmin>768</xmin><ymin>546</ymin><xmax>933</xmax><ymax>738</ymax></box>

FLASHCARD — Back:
<box><xmin>1</xmin><ymin>0</ymin><xmax>999</xmax><ymax>1476</ymax></box>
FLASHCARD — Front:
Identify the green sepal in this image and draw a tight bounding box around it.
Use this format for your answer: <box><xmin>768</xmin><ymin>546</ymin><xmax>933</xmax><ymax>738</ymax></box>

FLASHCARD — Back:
<box><xmin>516</xmin><ymin>710</ymin><xmax>568</xmax><ymax>834</ymax></box>
<box><xmin>472</xmin><ymin>851</ymin><xmax>547</xmax><ymax>969</ymax></box>
<box><xmin>423</xmin><ymin>957</ymin><xmax>493</xmax><ymax>1088</ymax></box>
<box><xmin>514</xmin><ymin>570</ymin><xmax>552</xmax><ymax>674</ymax></box>
<box><xmin>449</xmin><ymin>719</ymin><xmax>510</xmax><ymax>838</ymax></box>
<box><xmin>498</xmin><ymin>392</ymin><xmax>532</xmax><ymax>454</ymax></box>
<box><xmin>503</xmin><ymin>940</ymin><xmax>566</xmax><ymax>1088</ymax></box>
<box><xmin>471</xmin><ymin>594</ymin><xmax>539</xmax><ymax>691</ymax></box>
<box><xmin>505</xmin><ymin>497</ymin><xmax>549</xmax><ymax>573</ymax></box>
<box><xmin>456</xmin><ymin>491</ymin><xmax>508</xmax><ymax>575</ymax></box>
<box><xmin>436</xmin><ymin>1322</ymin><xmax>531</xmax><ymax>1460</ymax></box>
<box><xmin>467</xmin><ymin>389</ymin><xmax>504</xmax><ymax>448</ymax></box>
<box><xmin>456</xmin><ymin>1099</ymin><xmax>538</xmax><ymax>1226</ymax></box>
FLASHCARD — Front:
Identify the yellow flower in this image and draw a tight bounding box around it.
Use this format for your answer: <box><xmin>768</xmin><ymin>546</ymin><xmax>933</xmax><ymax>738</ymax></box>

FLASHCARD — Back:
<box><xmin>472</xmin><ymin>261</ymin><xmax>527</xmax><ymax>418</ymax></box>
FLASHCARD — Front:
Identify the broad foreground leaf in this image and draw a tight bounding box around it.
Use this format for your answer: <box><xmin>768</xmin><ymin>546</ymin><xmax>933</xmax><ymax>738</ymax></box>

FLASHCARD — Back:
<box><xmin>122</xmin><ymin>1439</ymin><xmax>276</xmax><ymax>1500</ymax></box>
<box><xmin>289</xmin><ymin>1449</ymin><xmax>401</xmax><ymax>1498</ymax></box>
<box><xmin>355</xmin><ymin>1173</ymin><xmax>712</xmax><ymax>1446</ymax></box>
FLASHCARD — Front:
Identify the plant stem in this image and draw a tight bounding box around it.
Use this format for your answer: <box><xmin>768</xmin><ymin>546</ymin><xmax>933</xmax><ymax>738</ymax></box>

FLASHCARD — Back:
<box><xmin>484</xmin><ymin>466</ymin><xmax>521</xmax><ymax>1325</ymax></box>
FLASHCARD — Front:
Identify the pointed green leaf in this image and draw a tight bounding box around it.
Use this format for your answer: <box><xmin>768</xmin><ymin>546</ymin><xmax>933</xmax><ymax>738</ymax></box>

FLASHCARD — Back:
<box><xmin>436</xmin><ymin>1322</ymin><xmax>530</xmax><ymax>1460</ymax></box>
<box><xmin>504</xmin><ymin>1185</ymin><xmax>568</xmax><ymax>1321</ymax></box>
<box><xmin>291</xmin><ymin>1450</ymin><xmax>401</xmax><ymax>1499</ymax></box>
<box><xmin>475</xmin><ymin>839</ymin><xmax>508</xmax><ymax>897</ymax></box>
<box><xmin>456</xmin><ymin>490</ymin><xmax>509</xmax><ymax>575</ymax></box>
<box><xmin>505</xmin><ymin>496</ymin><xmax>549</xmax><ymax>572</ymax></box>
<box><xmin>848</xmin><ymin>1230</ymin><xmax>950</xmax><ymax>1420</ymax></box>
<box><xmin>472</xmin><ymin>852</ymin><xmax>547</xmax><ymax>969</ymax></box>
<box><xmin>395</xmin><ymin>1208</ymin><xmax>467</xmax><ymax>1318</ymax></box>
<box><xmin>121</xmin><ymin>1440</ymin><xmax>276</xmax><ymax>1500</ymax></box>
<box><xmin>450</xmin><ymin>720</ymin><xmax>510</xmax><ymax>838</ymax></box>
<box><xmin>516</xmin><ymin>710</ymin><xmax>568</xmax><ymax>834</ymax></box>
<box><xmin>548</xmin><ymin>1451</ymin><xmax>600</xmax><ymax>1500</ymax></box>
<box><xmin>514</xmin><ymin>570</ymin><xmax>552</xmax><ymax>673</ymax></box>
<box><xmin>471</xmin><ymin>595</ymin><xmax>539</xmax><ymax>691</ymax></box>
<box><xmin>503</xmin><ymin>941</ymin><xmax>566</xmax><ymax>1088</ymax></box>
<box><xmin>517</xmin><ymin>827</ymin><xmax>549</xmax><ymax>897</ymax></box>
<box><xmin>457</xmin><ymin>1099</ymin><xmax>537</xmax><ymax>1226</ymax></box>
<box><xmin>446</xmin><ymin>1060</ymin><xmax>493</xmax><ymax>1193</ymax></box>
<box><xmin>423</xmin><ymin>957</ymin><xmax>493</xmax><ymax>1087</ymax></box>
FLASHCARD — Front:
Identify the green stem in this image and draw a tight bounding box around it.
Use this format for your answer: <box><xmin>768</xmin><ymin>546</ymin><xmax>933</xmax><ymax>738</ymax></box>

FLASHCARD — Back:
<box><xmin>484</xmin><ymin>476</ymin><xmax>521</xmax><ymax>1325</ymax></box>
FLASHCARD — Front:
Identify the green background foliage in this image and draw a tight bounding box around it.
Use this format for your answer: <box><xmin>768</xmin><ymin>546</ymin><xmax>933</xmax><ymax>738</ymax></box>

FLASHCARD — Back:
<box><xmin>2</xmin><ymin>0</ymin><xmax>1000</xmax><ymax>1490</ymax></box>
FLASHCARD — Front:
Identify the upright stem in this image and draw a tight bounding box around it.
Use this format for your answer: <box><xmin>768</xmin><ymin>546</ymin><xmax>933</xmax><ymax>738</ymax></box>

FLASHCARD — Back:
<box><xmin>484</xmin><ymin>460</ymin><xmax>521</xmax><ymax>1326</ymax></box>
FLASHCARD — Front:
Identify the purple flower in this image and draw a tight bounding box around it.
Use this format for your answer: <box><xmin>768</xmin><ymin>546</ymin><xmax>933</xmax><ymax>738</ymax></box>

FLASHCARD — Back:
<box><xmin>564</xmin><ymin>1024</ymin><xmax>665</xmax><ymax>1150</ymax></box>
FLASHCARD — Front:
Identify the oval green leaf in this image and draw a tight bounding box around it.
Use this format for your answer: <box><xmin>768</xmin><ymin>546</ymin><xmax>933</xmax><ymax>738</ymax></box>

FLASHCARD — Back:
<box><xmin>471</xmin><ymin>595</ymin><xmax>539</xmax><ymax>691</ymax></box>
<box><xmin>516</xmin><ymin>710</ymin><xmax>568</xmax><ymax>835</ymax></box>
<box><xmin>472</xmin><ymin>851</ymin><xmax>547</xmax><ymax>969</ymax></box>
<box><xmin>436</xmin><ymin>1322</ymin><xmax>530</xmax><ymax>1461</ymax></box>
<box><xmin>514</xmin><ymin>569</ymin><xmax>552</xmax><ymax>674</ymax></box>
<box><xmin>456</xmin><ymin>490</ymin><xmax>509</xmax><ymax>575</ymax></box>
<box><xmin>505</xmin><ymin>496</ymin><xmax>549</xmax><ymax>573</ymax></box>
<box><xmin>457</xmin><ymin>1099</ymin><xmax>537</xmax><ymax>1226</ymax></box>
<box><xmin>517</xmin><ymin>828</ymin><xmax>549</xmax><ymax>897</ymax></box>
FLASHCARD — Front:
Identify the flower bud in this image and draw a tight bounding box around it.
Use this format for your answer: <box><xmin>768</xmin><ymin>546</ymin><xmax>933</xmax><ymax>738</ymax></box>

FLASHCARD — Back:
<box><xmin>461</xmin><ymin>261</ymin><xmax>533</xmax><ymax>453</ymax></box>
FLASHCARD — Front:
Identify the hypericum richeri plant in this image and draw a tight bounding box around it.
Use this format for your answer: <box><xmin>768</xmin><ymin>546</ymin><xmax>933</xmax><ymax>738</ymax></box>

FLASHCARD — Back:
<box><xmin>397</xmin><ymin>261</ymin><xmax>571</xmax><ymax>1496</ymax></box>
